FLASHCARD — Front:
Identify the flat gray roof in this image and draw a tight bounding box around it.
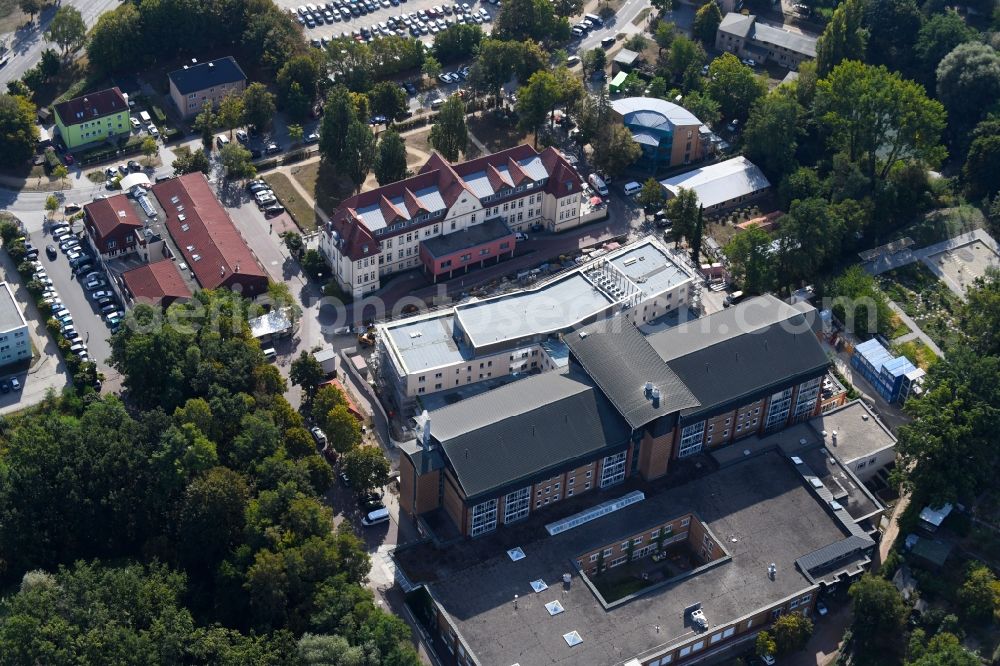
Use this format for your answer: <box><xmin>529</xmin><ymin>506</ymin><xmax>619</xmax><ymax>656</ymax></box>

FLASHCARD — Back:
<box><xmin>0</xmin><ymin>283</ymin><xmax>26</xmax><ymax>333</ymax></box>
<box><xmin>809</xmin><ymin>401</ymin><xmax>897</xmax><ymax>464</ymax></box>
<box><xmin>384</xmin><ymin>313</ymin><xmax>467</xmax><ymax>374</ymax></box>
<box><xmin>608</xmin><ymin>242</ymin><xmax>691</xmax><ymax>299</ymax></box>
<box><xmin>455</xmin><ymin>273</ymin><xmax>615</xmax><ymax>349</ymax></box>
<box><xmin>422</xmin><ymin>217</ymin><xmax>512</xmax><ymax>258</ymax></box>
<box><xmin>399</xmin><ymin>452</ymin><xmax>866</xmax><ymax>666</ymax></box>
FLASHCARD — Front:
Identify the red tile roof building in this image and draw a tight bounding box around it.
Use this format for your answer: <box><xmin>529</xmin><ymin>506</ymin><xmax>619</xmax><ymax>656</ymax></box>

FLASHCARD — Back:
<box><xmin>121</xmin><ymin>259</ymin><xmax>193</xmax><ymax>308</ymax></box>
<box><xmin>320</xmin><ymin>145</ymin><xmax>584</xmax><ymax>297</ymax></box>
<box><xmin>151</xmin><ymin>173</ymin><xmax>268</xmax><ymax>296</ymax></box>
<box><xmin>83</xmin><ymin>194</ymin><xmax>144</xmax><ymax>258</ymax></box>
<box><xmin>53</xmin><ymin>87</ymin><xmax>129</xmax><ymax>127</ymax></box>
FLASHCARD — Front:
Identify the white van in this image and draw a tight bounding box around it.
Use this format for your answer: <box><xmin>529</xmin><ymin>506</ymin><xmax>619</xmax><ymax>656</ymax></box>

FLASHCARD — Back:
<box><xmin>216</xmin><ymin>134</ymin><xmax>230</xmax><ymax>149</ymax></box>
<box><xmin>588</xmin><ymin>173</ymin><xmax>609</xmax><ymax>197</ymax></box>
<box><xmin>263</xmin><ymin>347</ymin><xmax>277</xmax><ymax>361</ymax></box>
<box><xmin>139</xmin><ymin>111</ymin><xmax>151</xmax><ymax>123</ymax></box>
<box><xmin>623</xmin><ymin>181</ymin><xmax>642</xmax><ymax>196</ymax></box>
<box><xmin>362</xmin><ymin>507</ymin><xmax>390</xmax><ymax>526</ymax></box>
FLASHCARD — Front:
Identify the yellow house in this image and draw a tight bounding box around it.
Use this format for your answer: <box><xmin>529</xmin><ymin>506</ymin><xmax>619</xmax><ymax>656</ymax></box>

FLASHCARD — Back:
<box><xmin>53</xmin><ymin>87</ymin><xmax>131</xmax><ymax>151</ymax></box>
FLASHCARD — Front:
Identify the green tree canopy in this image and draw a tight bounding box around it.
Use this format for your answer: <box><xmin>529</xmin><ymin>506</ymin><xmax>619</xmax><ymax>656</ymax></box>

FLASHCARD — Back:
<box><xmin>433</xmin><ymin>23</ymin><xmax>484</xmax><ymax>63</ymax></box>
<box><xmin>692</xmin><ymin>0</ymin><xmax>723</xmax><ymax>45</ymax></box>
<box><xmin>219</xmin><ymin>142</ymin><xmax>257</xmax><ymax>180</ymax></box>
<box><xmin>368</xmin><ymin>80</ymin><xmax>408</xmax><ymax>122</ymax></box>
<box><xmin>816</xmin><ymin>0</ymin><xmax>868</xmax><ymax>75</ymax></box>
<box><xmin>342</xmin><ymin>446</ymin><xmax>391</xmax><ymax>492</ymax></box>
<box><xmin>849</xmin><ymin>574</ymin><xmax>907</xmax><ymax>654</ymax></box>
<box><xmin>743</xmin><ymin>88</ymin><xmax>802</xmax><ymax>181</ymax></box>
<box><xmin>290</xmin><ymin>351</ymin><xmax>325</xmax><ymax>404</ymax></box>
<box><xmin>0</xmin><ymin>94</ymin><xmax>39</xmax><ymax>168</ymax></box>
<box><xmin>319</xmin><ymin>86</ymin><xmax>357</xmax><ymax>165</ymax></box>
<box><xmin>826</xmin><ymin>265</ymin><xmax>893</xmax><ymax>338</ymax></box>
<box><xmin>338</xmin><ymin>120</ymin><xmax>376</xmax><ymax>192</ymax></box>
<box><xmin>242</xmin><ymin>83</ymin><xmax>277</xmax><ymax>132</ymax></box>
<box><xmin>374</xmin><ymin>129</ymin><xmax>408</xmax><ymax>186</ymax></box>
<box><xmin>936</xmin><ymin>43</ymin><xmax>1000</xmax><ymax>138</ymax></box>
<box><xmin>46</xmin><ymin>6</ymin><xmax>86</xmax><ymax>57</ymax></box>
<box><xmin>706</xmin><ymin>53</ymin><xmax>767</xmax><ymax>124</ymax></box>
<box><xmin>429</xmin><ymin>95</ymin><xmax>468</xmax><ymax>162</ymax></box>
<box><xmin>724</xmin><ymin>225</ymin><xmax>774</xmax><ymax>295</ymax></box>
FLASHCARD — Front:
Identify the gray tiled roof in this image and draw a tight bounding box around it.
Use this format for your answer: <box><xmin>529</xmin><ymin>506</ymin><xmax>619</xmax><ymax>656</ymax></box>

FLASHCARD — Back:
<box><xmin>168</xmin><ymin>57</ymin><xmax>246</xmax><ymax>95</ymax></box>
<box><xmin>429</xmin><ymin>370</ymin><xmax>631</xmax><ymax>499</ymax></box>
<box><xmin>796</xmin><ymin>535</ymin><xmax>873</xmax><ymax>580</ymax></box>
<box><xmin>649</xmin><ymin>296</ymin><xmax>830</xmax><ymax>418</ymax></box>
<box><xmin>565</xmin><ymin>318</ymin><xmax>700</xmax><ymax>429</ymax></box>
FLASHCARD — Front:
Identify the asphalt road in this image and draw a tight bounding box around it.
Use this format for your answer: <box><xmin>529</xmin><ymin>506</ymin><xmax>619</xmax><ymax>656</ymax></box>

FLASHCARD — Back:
<box><xmin>0</xmin><ymin>0</ymin><xmax>121</xmax><ymax>86</ymax></box>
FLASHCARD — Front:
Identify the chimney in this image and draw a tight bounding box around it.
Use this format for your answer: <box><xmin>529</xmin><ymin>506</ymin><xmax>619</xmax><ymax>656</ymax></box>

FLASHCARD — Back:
<box><xmin>208</xmin><ymin>62</ymin><xmax>215</xmax><ymax>68</ymax></box>
<box><xmin>831</xmin><ymin>430</ymin><xmax>838</xmax><ymax>446</ymax></box>
<box><xmin>768</xmin><ymin>563</ymin><xmax>777</xmax><ymax>580</ymax></box>
<box><xmin>651</xmin><ymin>387</ymin><xmax>661</xmax><ymax>407</ymax></box>
<box><xmin>420</xmin><ymin>410</ymin><xmax>431</xmax><ymax>451</ymax></box>
<box><xmin>183</xmin><ymin>65</ymin><xmax>189</xmax><ymax>70</ymax></box>
<box><xmin>644</xmin><ymin>381</ymin><xmax>653</xmax><ymax>397</ymax></box>
<box><xmin>191</xmin><ymin>58</ymin><xmax>197</xmax><ymax>64</ymax></box>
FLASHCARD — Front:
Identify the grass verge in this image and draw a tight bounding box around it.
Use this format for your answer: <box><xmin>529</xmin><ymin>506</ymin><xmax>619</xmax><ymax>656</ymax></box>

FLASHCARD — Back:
<box><xmin>263</xmin><ymin>172</ymin><xmax>317</xmax><ymax>232</ymax></box>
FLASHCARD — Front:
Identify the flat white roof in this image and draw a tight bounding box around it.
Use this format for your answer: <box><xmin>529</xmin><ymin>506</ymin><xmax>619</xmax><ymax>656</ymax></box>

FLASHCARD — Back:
<box><xmin>248</xmin><ymin>308</ymin><xmax>292</xmax><ymax>339</ymax></box>
<box><xmin>660</xmin><ymin>156</ymin><xmax>771</xmax><ymax>209</ymax></box>
<box><xmin>0</xmin><ymin>282</ymin><xmax>27</xmax><ymax>333</ymax></box>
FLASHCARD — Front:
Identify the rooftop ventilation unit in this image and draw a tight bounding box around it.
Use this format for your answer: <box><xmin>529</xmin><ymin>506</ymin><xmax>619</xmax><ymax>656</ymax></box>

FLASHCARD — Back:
<box><xmin>507</xmin><ymin>547</ymin><xmax>526</xmax><ymax>562</ymax></box>
<box><xmin>562</xmin><ymin>631</ymin><xmax>583</xmax><ymax>647</ymax></box>
<box><xmin>545</xmin><ymin>600</ymin><xmax>565</xmax><ymax>616</ymax></box>
<box><xmin>529</xmin><ymin>579</ymin><xmax>547</xmax><ymax>593</ymax></box>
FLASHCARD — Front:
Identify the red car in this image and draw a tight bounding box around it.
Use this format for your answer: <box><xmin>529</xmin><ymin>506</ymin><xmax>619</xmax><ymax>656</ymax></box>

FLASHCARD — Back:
<box><xmin>63</xmin><ymin>154</ymin><xmax>75</xmax><ymax>165</ymax></box>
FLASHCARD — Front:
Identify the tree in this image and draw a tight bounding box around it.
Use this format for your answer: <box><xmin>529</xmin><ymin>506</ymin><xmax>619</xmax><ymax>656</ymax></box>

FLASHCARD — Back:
<box><xmin>281</xmin><ymin>231</ymin><xmax>304</xmax><ymax>258</ymax></box>
<box><xmin>913</xmin><ymin>10</ymin><xmax>976</xmax><ymax>85</ymax></box>
<box><xmin>46</xmin><ymin>6</ymin><xmax>86</xmax><ymax>57</ymax></box>
<box><xmin>963</xmin><ymin>130</ymin><xmax>1000</xmax><ymax>201</ymax></box>
<box><xmin>663</xmin><ymin>35</ymin><xmax>705</xmax><ymax>87</ymax></box>
<box><xmin>582</xmin><ymin>47</ymin><xmax>607</xmax><ymax>78</ymax></box>
<box><xmin>517</xmin><ymin>70</ymin><xmax>561</xmax><ymax>142</ymax></box>
<box><xmin>772</xmin><ymin>613</ymin><xmax>813</xmax><ymax>655</ymax></box>
<box><xmin>827</xmin><ymin>265</ymin><xmax>893</xmax><ymax>338</ymax></box>
<box><xmin>422</xmin><ymin>54</ymin><xmax>443</xmax><ymax>82</ymax></box>
<box><xmin>276</xmin><ymin>54</ymin><xmax>321</xmax><ymax>120</ymax></box>
<box><xmin>816</xmin><ymin>0</ymin><xmax>867</xmax><ymax>76</ymax></box>
<box><xmin>816</xmin><ymin>60</ymin><xmax>946</xmax><ymax>182</ymax></box>
<box><xmin>433</xmin><ymin>23</ymin><xmax>484</xmax><ymax>63</ymax></box>
<box><xmin>654</xmin><ymin>22</ymin><xmax>675</xmax><ymax>53</ymax></box>
<box><xmin>288</xmin><ymin>123</ymin><xmax>304</xmax><ymax>145</ymax></box>
<box><xmin>690</xmin><ymin>205</ymin><xmax>704</xmax><ymax>264</ymax></box>
<box><xmin>849</xmin><ymin>574</ymin><xmax>907</xmax><ymax>653</ymax></box>
<box><xmin>194</xmin><ymin>100</ymin><xmax>217</xmax><ymax>151</ymax></box>
<box><xmin>706</xmin><ymin>53</ymin><xmax>767</xmax><ymax>124</ymax></box>
<box><xmin>141</xmin><ymin>136</ymin><xmax>158</xmax><ymax>166</ymax></box>
<box><xmin>368</xmin><ymin>81</ymin><xmax>407</xmax><ymax>123</ymax></box>
<box><xmin>342</xmin><ymin>446</ymin><xmax>391</xmax><ymax>492</ymax></box>
<box><xmin>743</xmin><ymin>89</ymin><xmax>801</xmax><ymax>181</ymax></box>
<box><xmin>493</xmin><ymin>0</ymin><xmax>568</xmax><ymax>43</ymax></box>
<box><xmin>592</xmin><ymin>124</ymin><xmax>641</xmax><ymax>176</ymax></box>
<box><xmin>38</xmin><ymin>49</ymin><xmax>60</xmax><ymax>80</ymax></box>
<box><xmin>45</xmin><ymin>194</ymin><xmax>58</xmax><ymax>218</ymax></box>
<box><xmin>682</xmin><ymin>90</ymin><xmax>720</xmax><ymax>126</ymax></box>
<box><xmin>863</xmin><ymin>0</ymin><xmax>923</xmax><ymax>72</ymax></box>
<box><xmin>957</xmin><ymin>562</ymin><xmax>999</xmax><ymax>624</ymax></box>
<box><xmin>51</xmin><ymin>164</ymin><xmax>68</xmax><ymax>187</ymax></box>
<box><xmin>290</xmin><ymin>351</ymin><xmax>325</xmax><ymax>404</ymax></box>
<box><xmin>172</xmin><ymin>147</ymin><xmax>210</xmax><ymax>175</ymax></box>
<box><xmin>907</xmin><ymin>632</ymin><xmax>979</xmax><ymax>666</ymax></box>
<box><xmin>85</xmin><ymin>3</ymin><xmax>143</xmax><ymax>75</ymax></box>
<box><xmin>625</xmin><ymin>34</ymin><xmax>649</xmax><ymax>53</ymax></box>
<box><xmin>242</xmin><ymin>83</ymin><xmax>276</xmax><ymax>132</ymax></box>
<box><xmin>319</xmin><ymin>86</ymin><xmax>356</xmax><ymax>165</ymax></box>
<box><xmin>429</xmin><ymin>95</ymin><xmax>467</xmax><ymax>162</ymax></box>
<box><xmin>724</xmin><ymin>225</ymin><xmax>774</xmax><ymax>294</ymax></box>
<box><xmin>219</xmin><ymin>143</ymin><xmax>256</xmax><ymax>180</ymax></box>
<box><xmin>0</xmin><ymin>94</ymin><xmax>39</xmax><ymax>168</ymax></box>
<box><xmin>374</xmin><ymin>129</ymin><xmax>408</xmax><ymax>185</ymax></box>
<box><xmin>665</xmin><ymin>187</ymin><xmax>699</xmax><ymax>244</ymax></box>
<box><xmin>936</xmin><ymin>43</ymin><xmax>1000</xmax><ymax>137</ymax></box>
<box><xmin>176</xmin><ymin>467</ymin><xmax>250</xmax><ymax>574</ymax></box>
<box><xmin>338</xmin><ymin>121</ymin><xmax>375</xmax><ymax>193</ymax></box>
<box><xmin>755</xmin><ymin>631</ymin><xmax>777</xmax><ymax>659</ymax></box>
<box><xmin>324</xmin><ymin>405</ymin><xmax>362</xmax><ymax>454</ymax></box>
<box><xmin>693</xmin><ymin>1</ymin><xmax>722</xmax><ymax>45</ymax></box>
<box><xmin>217</xmin><ymin>93</ymin><xmax>245</xmax><ymax>139</ymax></box>
<box><xmin>20</xmin><ymin>0</ymin><xmax>42</xmax><ymax>23</ymax></box>
<box><xmin>638</xmin><ymin>177</ymin><xmax>665</xmax><ymax>211</ymax></box>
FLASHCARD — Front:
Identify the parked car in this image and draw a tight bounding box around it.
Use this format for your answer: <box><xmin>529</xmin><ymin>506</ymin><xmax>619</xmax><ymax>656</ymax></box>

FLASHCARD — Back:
<box><xmin>45</xmin><ymin>244</ymin><xmax>57</xmax><ymax>259</ymax></box>
<box><xmin>59</xmin><ymin>239</ymin><xmax>80</xmax><ymax>252</ymax></box>
<box><xmin>305</xmin><ymin>132</ymin><xmax>320</xmax><ymax>143</ymax></box>
<box><xmin>264</xmin><ymin>142</ymin><xmax>282</xmax><ymax>155</ymax></box>
<box><xmin>148</xmin><ymin>124</ymin><xmax>159</xmax><ymax>138</ymax></box>
<box><xmin>65</xmin><ymin>250</ymin><xmax>83</xmax><ymax>261</ymax></box>
<box><xmin>515</xmin><ymin>232</ymin><xmax>528</xmax><ymax>241</ymax></box>
<box><xmin>816</xmin><ymin>600</ymin><xmax>828</xmax><ymax>616</ymax></box>
<box><xmin>90</xmin><ymin>290</ymin><xmax>112</xmax><ymax>301</ymax></box>
<box><xmin>84</xmin><ymin>278</ymin><xmax>107</xmax><ymax>290</ymax></box>
<box><xmin>264</xmin><ymin>205</ymin><xmax>286</xmax><ymax>217</ymax></box>
<box><xmin>0</xmin><ymin>380</ymin><xmax>9</xmax><ymax>393</ymax></box>
<box><xmin>256</xmin><ymin>195</ymin><xmax>277</xmax><ymax>208</ymax></box>
<box><xmin>310</xmin><ymin>426</ymin><xmax>328</xmax><ymax>446</ymax></box>
<box><xmin>9</xmin><ymin>377</ymin><xmax>20</xmax><ymax>391</ymax></box>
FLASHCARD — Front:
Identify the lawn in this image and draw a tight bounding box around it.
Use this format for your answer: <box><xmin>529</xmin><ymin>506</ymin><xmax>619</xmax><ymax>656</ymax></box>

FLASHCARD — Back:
<box><xmin>892</xmin><ymin>205</ymin><xmax>985</xmax><ymax>246</ymax></box>
<box><xmin>592</xmin><ymin>575</ymin><xmax>648</xmax><ymax>602</ymax></box>
<box><xmin>878</xmin><ymin>263</ymin><xmax>963</xmax><ymax>351</ymax></box>
<box><xmin>263</xmin><ymin>172</ymin><xmax>318</xmax><ymax>232</ymax></box>
<box><xmin>892</xmin><ymin>339</ymin><xmax>939</xmax><ymax>370</ymax></box>
<box><xmin>467</xmin><ymin>112</ymin><xmax>533</xmax><ymax>154</ymax></box>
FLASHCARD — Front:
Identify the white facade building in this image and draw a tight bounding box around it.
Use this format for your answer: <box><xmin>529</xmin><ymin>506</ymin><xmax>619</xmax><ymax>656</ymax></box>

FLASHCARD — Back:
<box><xmin>0</xmin><ymin>282</ymin><xmax>31</xmax><ymax>368</ymax></box>
<box><xmin>320</xmin><ymin>145</ymin><xmax>587</xmax><ymax>298</ymax></box>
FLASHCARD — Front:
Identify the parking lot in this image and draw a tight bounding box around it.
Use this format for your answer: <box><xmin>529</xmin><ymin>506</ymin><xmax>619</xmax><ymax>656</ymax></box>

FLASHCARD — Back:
<box><xmin>277</xmin><ymin>0</ymin><xmax>497</xmax><ymax>47</ymax></box>
<box><xmin>35</xmin><ymin>223</ymin><xmax>121</xmax><ymax>373</ymax></box>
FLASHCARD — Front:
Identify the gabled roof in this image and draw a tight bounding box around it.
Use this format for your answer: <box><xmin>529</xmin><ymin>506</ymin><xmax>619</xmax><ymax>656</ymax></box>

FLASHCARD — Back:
<box><xmin>151</xmin><ymin>173</ymin><xmax>267</xmax><ymax>291</ymax></box>
<box><xmin>54</xmin><ymin>87</ymin><xmax>128</xmax><ymax>127</ymax></box>
<box><xmin>121</xmin><ymin>259</ymin><xmax>192</xmax><ymax>304</ymax></box>
<box><xmin>328</xmin><ymin>145</ymin><xmax>582</xmax><ymax>261</ymax></box>
<box><xmin>83</xmin><ymin>194</ymin><xmax>143</xmax><ymax>240</ymax></box>
<box><xmin>649</xmin><ymin>296</ymin><xmax>830</xmax><ymax>417</ymax></box>
<box><xmin>660</xmin><ymin>156</ymin><xmax>771</xmax><ymax>209</ymax></box>
<box><xmin>429</xmin><ymin>370</ymin><xmax>631</xmax><ymax>499</ymax></box>
<box><xmin>718</xmin><ymin>11</ymin><xmax>756</xmax><ymax>38</ymax></box>
<box><xmin>168</xmin><ymin>57</ymin><xmax>246</xmax><ymax>95</ymax></box>
<box><xmin>565</xmin><ymin>317</ymin><xmax>699</xmax><ymax>429</ymax></box>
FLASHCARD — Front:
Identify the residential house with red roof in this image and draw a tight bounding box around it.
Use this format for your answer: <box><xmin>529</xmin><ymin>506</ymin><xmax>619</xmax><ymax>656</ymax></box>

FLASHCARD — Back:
<box><xmin>151</xmin><ymin>173</ymin><xmax>268</xmax><ymax>297</ymax></box>
<box><xmin>320</xmin><ymin>145</ymin><xmax>585</xmax><ymax>297</ymax></box>
<box><xmin>121</xmin><ymin>259</ymin><xmax>193</xmax><ymax>309</ymax></box>
<box><xmin>53</xmin><ymin>87</ymin><xmax>131</xmax><ymax>150</ymax></box>
<box><xmin>83</xmin><ymin>194</ymin><xmax>144</xmax><ymax>258</ymax></box>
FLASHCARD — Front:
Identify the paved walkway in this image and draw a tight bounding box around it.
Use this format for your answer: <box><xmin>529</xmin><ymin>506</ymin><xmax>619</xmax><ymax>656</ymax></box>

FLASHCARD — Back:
<box><xmin>886</xmin><ymin>300</ymin><xmax>944</xmax><ymax>359</ymax></box>
<box><xmin>864</xmin><ymin>228</ymin><xmax>997</xmax><ymax>279</ymax></box>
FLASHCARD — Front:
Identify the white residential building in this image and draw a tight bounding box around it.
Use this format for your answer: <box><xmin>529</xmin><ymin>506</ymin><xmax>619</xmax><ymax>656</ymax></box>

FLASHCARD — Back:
<box><xmin>320</xmin><ymin>145</ymin><xmax>589</xmax><ymax>298</ymax></box>
<box><xmin>0</xmin><ymin>282</ymin><xmax>31</xmax><ymax>368</ymax></box>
